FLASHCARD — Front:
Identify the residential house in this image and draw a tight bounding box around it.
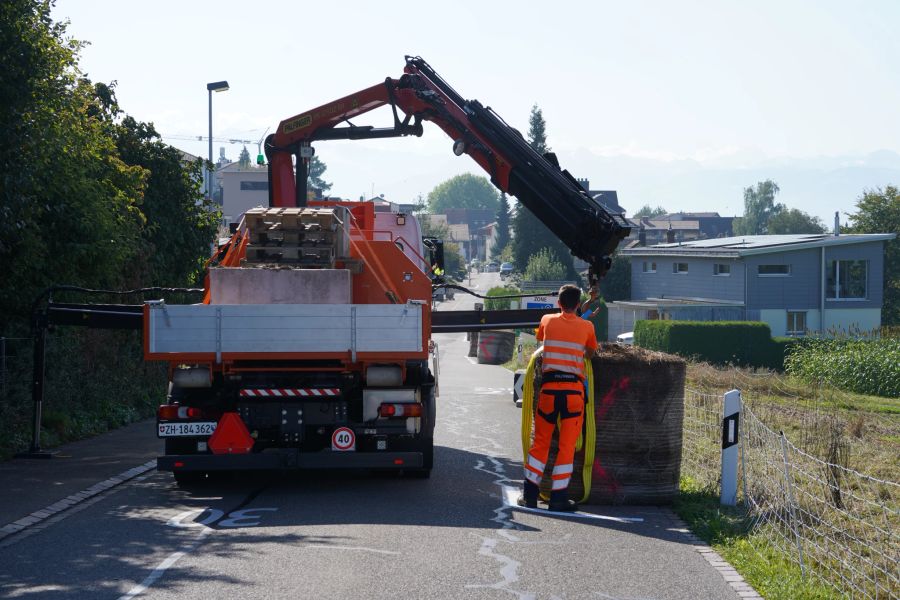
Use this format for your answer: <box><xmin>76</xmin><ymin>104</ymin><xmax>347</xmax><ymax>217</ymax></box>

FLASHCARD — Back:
<box><xmin>613</xmin><ymin>232</ymin><xmax>896</xmax><ymax>340</ymax></box>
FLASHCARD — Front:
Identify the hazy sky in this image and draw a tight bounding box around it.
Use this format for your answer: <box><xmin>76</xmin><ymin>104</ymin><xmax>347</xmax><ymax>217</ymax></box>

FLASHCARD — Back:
<box><xmin>53</xmin><ymin>0</ymin><xmax>900</xmax><ymax>221</ymax></box>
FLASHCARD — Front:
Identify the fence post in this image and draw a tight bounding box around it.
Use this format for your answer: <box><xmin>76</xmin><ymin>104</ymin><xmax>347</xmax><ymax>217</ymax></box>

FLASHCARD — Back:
<box><xmin>779</xmin><ymin>431</ymin><xmax>805</xmax><ymax>576</ymax></box>
<box><xmin>15</xmin><ymin>312</ymin><xmax>54</xmax><ymax>459</ymax></box>
<box><xmin>0</xmin><ymin>336</ymin><xmax>5</xmax><ymax>399</ymax></box>
<box><xmin>720</xmin><ymin>389</ymin><xmax>741</xmax><ymax>506</ymax></box>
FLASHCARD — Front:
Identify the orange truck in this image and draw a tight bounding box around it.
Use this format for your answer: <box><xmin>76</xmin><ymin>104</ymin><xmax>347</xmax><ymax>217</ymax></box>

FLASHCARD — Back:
<box><xmin>29</xmin><ymin>57</ymin><xmax>629</xmax><ymax>480</ymax></box>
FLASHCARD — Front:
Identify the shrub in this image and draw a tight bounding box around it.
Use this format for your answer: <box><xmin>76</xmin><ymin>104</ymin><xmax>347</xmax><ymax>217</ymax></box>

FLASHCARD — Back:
<box><xmin>634</xmin><ymin>320</ymin><xmax>798</xmax><ymax>370</ymax></box>
<box><xmin>485</xmin><ymin>286</ymin><xmax>521</xmax><ymax>311</ymax></box>
<box><xmin>784</xmin><ymin>337</ymin><xmax>900</xmax><ymax>398</ymax></box>
<box><xmin>524</xmin><ymin>248</ymin><xmax>565</xmax><ymax>282</ymax></box>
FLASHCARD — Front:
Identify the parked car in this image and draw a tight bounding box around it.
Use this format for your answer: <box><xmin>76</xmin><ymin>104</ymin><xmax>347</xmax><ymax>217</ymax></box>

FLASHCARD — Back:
<box><xmin>616</xmin><ymin>331</ymin><xmax>634</xmax><ymax>345</ymax></box>
<box><xmin>499</xmin><ymin>262</ymin><xmax>514</xmax><ymax>277</ymax></box>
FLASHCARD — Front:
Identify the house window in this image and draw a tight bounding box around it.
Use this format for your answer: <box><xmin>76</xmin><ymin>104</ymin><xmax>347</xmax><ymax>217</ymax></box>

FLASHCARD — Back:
<box><xmin>713</xmin><ymin>263</ymin><xmax>731</xmax><ymax>276</ymax></box>
<box><xmin>787</xmin><ymin>311</ymin><xmax>807</xmax><ymax>335</ymax></box>
<box><xmin>240</xmin><ymin>181</ymin><xmax>268</xmax><ymax>191</ymax></box>
<box><xmin>642</xmin><ymin>261</ymin><xmax>657</xmax><ymax>273</ymax></box>
<box><xmin>826</xmin><ymin>260</ymin><xmax>867</xmax><ymax>299</ymax></box>
<box><xmin>673</xmin><ymin>262</ymin><xmax>689</xmax><ymax>274</ymax></box>
<box><xmin>758</xmin><ymin>264</ymin><xmax>791</xmax><ymax>276</ymax></box>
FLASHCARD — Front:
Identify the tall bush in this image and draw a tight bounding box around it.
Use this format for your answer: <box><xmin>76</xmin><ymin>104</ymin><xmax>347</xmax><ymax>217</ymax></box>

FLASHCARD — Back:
<box><xmin>524</xmin><ymin>248</ymin><xmax>566</xmax><ymax>282</ymax></box>
<box><xmin>485</xmin><ymin>286</ymin><xmax>520</xmax><ymax>311</ymax></box>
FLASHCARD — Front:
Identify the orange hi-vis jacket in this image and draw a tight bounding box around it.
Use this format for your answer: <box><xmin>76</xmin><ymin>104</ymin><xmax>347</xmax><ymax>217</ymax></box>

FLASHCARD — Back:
<box><xmin>537</xmin><ymin>312</ymin><xmax>598</xmax><ymax>379</ymax></box>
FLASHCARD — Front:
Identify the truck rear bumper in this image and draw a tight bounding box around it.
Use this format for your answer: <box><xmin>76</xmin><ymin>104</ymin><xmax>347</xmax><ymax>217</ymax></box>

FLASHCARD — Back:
<box><xmin>158</xmin><ymin>450</ymin><xmax>424</xmax><ymax>472</ymax></box>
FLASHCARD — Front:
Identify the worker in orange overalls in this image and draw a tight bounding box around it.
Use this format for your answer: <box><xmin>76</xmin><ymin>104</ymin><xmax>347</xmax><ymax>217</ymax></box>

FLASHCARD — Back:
<box><xmin>520</xmin><ymin>284</ymin><xmax>598</xmax><ymax>512</ymax></box>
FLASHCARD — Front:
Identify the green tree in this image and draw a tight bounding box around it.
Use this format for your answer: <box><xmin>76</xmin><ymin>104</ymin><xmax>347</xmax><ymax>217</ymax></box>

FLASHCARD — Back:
<box><xmin>846</xmin><ymin>185</ymin><xmax>900</xmax><ymax>325</ymax></box>
<box><xmin>600</xmin><ymin>254</ymin><xmax>631</xmax><ymax>301</ymax></box>
<box><xmin>494</xmin><ymin>192</ymin><xmax>511</xmax><ymax>255</ymax></box>
<box><xmin>524</xmin><ymin>248</ymin><xmax>566</xmax><ymax>282</ymax></box>
<box><xmin>114</xmin><ymin>114</ymin><xmax>220</xmax><ymax>286</ymax></box>
<box><xmin>238</xmin><ymin>146</ymin><xmax>251</xmax><ymax>169</ymax></box>
<box><xmin>308</xmin><ymin>155</ymin><xmax>331</xmax><ymax>193</ymax></box>
<box><xmin>0</xmin><ymin>1</ymin><xmax>146</xmax><ymax>329</ymax></box>
<box><xmin>733</xmin><ymin>180</ymin><xmax>784</xmax><ymax>235</ymax></box>
<box><xmin>427</xmin><ymin>173</ymin><xmax>500</xmax><ymax>213</ymax></box>
<box><xmin>511</xmin><ymin>104</ymin><xmax>577</xmax><ymax>278</ymax></box>
<box><xmin>767</xmin><ymin>208</ymin><xmax>826</xmax><ymax>234</ymax></box>
<box><xmin>632</xmin><ymin>204</ymin><xmax>667</xmax><ymax>218</ymax></box>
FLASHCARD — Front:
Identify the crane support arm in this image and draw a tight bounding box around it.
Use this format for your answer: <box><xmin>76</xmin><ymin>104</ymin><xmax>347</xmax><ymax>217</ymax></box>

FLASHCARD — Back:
<box><xmin>265</xmin><ymin>56</ymin><xmax>631</xmax><ymax>282</ymax></box>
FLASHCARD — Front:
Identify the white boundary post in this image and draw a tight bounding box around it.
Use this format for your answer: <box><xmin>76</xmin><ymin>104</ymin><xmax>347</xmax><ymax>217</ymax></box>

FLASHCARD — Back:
<box><xmin>720</xmin><ymin>389</ymin><xmax>741</xmax><ymax>506</ymax></box>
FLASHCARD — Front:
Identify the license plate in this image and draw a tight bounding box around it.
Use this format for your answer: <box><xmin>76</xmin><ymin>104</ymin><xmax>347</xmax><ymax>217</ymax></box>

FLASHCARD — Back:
<box><xmin>158</xmin><ymin>422</ymin><xmax>217</xmax><ymax>437</ymax></box>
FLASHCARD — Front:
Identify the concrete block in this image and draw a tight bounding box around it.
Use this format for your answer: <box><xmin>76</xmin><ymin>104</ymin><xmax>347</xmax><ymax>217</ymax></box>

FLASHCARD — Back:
<box><xmin>210</xmin><ymin>268</ymin><xmax>352</xmax><ymax>305</ymax></box>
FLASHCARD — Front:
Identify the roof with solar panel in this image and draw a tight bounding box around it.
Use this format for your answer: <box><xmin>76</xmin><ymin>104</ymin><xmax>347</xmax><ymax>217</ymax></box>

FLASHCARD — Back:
<box><xmin>622</xmin><ymin>233</ymin><xmax>896</xmax><ymax>257</ymax></box>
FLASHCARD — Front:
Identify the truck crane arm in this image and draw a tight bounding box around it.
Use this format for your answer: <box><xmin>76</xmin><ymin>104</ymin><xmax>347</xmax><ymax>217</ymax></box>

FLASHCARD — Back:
<box><xmin>265</xmin><ymin>56</ymin><xmax>630</xmax><ymax>288</ymax></box>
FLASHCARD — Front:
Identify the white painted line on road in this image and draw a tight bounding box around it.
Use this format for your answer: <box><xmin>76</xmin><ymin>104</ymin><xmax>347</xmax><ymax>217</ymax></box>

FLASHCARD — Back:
<box><xmin>0</xmin><ymin>460</ymin><xmax>157</xmax><ymax>544</ymax></box>
<box><xmin>501</xmin><ymin>485</ymin><xmax>644</xmax><ymax>523</ymax></box>
<box><xmin>119</xmin><ymin>528</ymin><xmax>212</xmax><ymax>600</ymax></box>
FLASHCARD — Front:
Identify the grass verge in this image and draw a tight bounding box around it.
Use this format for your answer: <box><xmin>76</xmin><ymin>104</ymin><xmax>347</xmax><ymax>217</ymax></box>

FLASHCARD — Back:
<box><xmin>675</xmin><ymin>477</ymin><xmax>841</xmax><ymax>600</ymax></box>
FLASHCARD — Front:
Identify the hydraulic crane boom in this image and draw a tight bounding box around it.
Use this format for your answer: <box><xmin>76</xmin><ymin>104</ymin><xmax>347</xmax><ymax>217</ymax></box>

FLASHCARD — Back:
<box><xmin>265</xmin><ymin>56</ymin><xmax>630</xmax><ymax>287</ymax></box>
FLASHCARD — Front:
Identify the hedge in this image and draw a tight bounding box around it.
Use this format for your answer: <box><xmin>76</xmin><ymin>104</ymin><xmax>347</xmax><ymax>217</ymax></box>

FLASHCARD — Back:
<box><xmin>634</xmin><ymin>320</ymin><xmax>799</xmax><ymax>370</ymax></box>
<box><xmin>484</xmin><ymin>286</ymin><xmax>521</xmax><ymax>311</ymax></box>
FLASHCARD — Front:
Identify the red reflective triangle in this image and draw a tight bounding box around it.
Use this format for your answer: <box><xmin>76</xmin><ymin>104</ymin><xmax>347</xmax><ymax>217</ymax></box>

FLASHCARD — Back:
<box><xmin>208</xmin><ymin>412</ymin><xmax>254</xmax><ymax>455</ymax></box>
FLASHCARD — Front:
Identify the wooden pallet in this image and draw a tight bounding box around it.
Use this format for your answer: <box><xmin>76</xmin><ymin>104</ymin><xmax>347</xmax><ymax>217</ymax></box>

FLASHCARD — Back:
<box><xmin>248</xmin><ymin>229</ymin><xmax>335</xmax><ymax>245</ymax></box>
<box><xmin>244</xmin><ymin>245</ymin><xmax>334</xmax><ymax>266</ymax></box>
<box><xmin>244</xmin><ymin>207</ymin><xmax>339</xmax><ymax>232</ymax></box>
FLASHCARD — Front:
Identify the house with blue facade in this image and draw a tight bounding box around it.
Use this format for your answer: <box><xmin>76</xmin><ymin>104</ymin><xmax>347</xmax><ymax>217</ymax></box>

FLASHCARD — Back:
<box><xmin>612</xmin><ymin>232</ymin><xmax>896</xmax><ymax>339</ymax></box>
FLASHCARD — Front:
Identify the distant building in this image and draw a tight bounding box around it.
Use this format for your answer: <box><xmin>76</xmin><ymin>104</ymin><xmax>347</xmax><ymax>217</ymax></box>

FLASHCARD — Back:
<box><xmin>219</xmin><ymin>163</ymin><xmax>268</xmax><ymax>226</ymax></box>
<box><xmin>576</xmin><ymin>179</ymin><xmax>625</xmax><ymax>215</ymax></box>
<box><xmin>612</xmin><ymin>232</ymin><xmax>897</xmax><ymax>340</ymax></box>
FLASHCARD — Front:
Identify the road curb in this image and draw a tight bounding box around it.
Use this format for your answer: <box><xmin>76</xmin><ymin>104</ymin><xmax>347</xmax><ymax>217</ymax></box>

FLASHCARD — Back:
<box><xmin>665</xmin><ymin>510</ymin><xmax>763</xmax><ymax>599</ymax></box>
<box><xmin>0</xmin><ymin>460</ymin><xmax>156</xmax><ymax>543</ymax></box>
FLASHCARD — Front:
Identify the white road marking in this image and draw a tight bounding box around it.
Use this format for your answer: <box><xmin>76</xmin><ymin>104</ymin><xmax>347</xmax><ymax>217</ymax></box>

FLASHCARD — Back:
<box><xmin>500</xmin><ymin>485</ymin><xmax>644</xmax><ymax>523</ymax></box>
<box><xmin>118</xmin><ymin>528</ymin><xmax>212</xmax><ymax>600</ymax></box>
<box><xmin>218</xmin><ymin>507</ymin><xmax>278</xmax><ymax>528</ymax></box>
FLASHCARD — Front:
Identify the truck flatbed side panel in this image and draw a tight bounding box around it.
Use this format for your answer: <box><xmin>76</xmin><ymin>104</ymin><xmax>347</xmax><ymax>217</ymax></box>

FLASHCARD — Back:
<box><xmin>145</xmin><ymin>303</ymin><xmax>422</xmax><ymax>359</ymax></box>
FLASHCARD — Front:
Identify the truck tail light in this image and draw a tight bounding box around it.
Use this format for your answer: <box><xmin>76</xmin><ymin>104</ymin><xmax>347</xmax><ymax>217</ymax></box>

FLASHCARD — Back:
<box><xmin>157</xmin><ymin>405</ymin><xmax>203</xmax><ymax>420</ymax></box>
<box><xmin>378</xmin><ymin>403</ymin><xmax>422</xmax><ymax>418</ymax></box>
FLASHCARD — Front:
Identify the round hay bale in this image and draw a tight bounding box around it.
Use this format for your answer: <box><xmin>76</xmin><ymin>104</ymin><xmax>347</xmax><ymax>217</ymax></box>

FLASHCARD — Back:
<box><xmin>531</xmin><ymin>343</ymin><xmax>685</xmax><ymax>505</ymax></box>
<box><xmin>477</xmin><ymin>330</ymin><xmax>515</xmax><ymax>364</ymax></box>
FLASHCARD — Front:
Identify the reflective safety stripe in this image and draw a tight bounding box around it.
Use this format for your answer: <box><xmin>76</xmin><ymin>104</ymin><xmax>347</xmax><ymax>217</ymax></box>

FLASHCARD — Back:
<box><xmin>543</xmin><ymin>339</ymin><xmax>585</xmax><ymax>351</ymax></box>
<box><xmin>527</xmin><ymin>455</ymin><xmax>546</xmax><ymax>473</ymax></box>
<box><xmin>552</xmin><ymin>477</ymin><xmax>571</xmax><ymax>490</ymax></box>
<box><xmin>542</xmin><ymin>363</ymin><xmax>583</xmax><ymax>376</ymax></box>
<box><xmin>543</xmin><ymin>351</ymin><xmax>582</xmax><ymax>362</ymax></box>
<box><xmin>524</xmin><ymin>468</ymin><xmax>542</xmax><ymax>484</ymax></box>
<box><xmin>552</xmin><ymin>463</ymin><xmax>574</xmax><ymax>476</ymax></box>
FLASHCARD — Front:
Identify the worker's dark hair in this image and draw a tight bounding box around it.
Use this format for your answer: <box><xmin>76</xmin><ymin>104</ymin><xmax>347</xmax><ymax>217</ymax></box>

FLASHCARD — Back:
<box><xmin>557</xmin><ymin>284</ymin><xmax>582</xmax><ymax>312</ymax></box>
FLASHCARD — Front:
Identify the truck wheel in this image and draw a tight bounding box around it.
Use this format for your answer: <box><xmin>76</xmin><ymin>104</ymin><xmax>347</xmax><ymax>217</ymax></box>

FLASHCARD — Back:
<box><xmin>406</xmin><ymin>436</ymin><xmax>433</xmax><ymax>478</ymax></box>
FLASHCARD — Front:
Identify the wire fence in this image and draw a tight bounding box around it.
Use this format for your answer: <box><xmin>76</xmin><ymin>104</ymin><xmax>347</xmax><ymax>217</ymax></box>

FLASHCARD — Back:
<box><xmin>683</xmin><ymin>385</ymin><xmax>899</xmax><ymax>599</ymax></box>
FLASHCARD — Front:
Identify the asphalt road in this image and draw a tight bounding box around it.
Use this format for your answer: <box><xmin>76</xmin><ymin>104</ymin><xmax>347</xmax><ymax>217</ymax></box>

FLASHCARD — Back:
<box><xmin>0</xmin><ymin>272</ymin><xmax>741</xmax><ymax>600</ymax></box>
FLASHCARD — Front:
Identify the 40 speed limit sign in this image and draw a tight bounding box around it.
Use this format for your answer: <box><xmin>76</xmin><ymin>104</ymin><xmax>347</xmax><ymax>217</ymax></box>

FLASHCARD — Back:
<box><xmin>331</xmin><ymin>427</ymin><xmax>356</xmax><ymax>451</ymax></box>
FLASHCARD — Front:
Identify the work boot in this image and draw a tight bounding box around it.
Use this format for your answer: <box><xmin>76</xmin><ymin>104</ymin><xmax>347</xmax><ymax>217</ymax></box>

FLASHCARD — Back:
<box><xmin>518</xmin><ymin>481</ymin><xmax>539</xmax><ymax>508</ymax></box>
<box><xmin>548</xmin><ymin>490</ymin><xmax>578</xmax><ymax>512</ymax></box>
<box><xmin>547</xmin><ymin>498</ymin><xmax>579</xmax><ymax>512</ymax></box>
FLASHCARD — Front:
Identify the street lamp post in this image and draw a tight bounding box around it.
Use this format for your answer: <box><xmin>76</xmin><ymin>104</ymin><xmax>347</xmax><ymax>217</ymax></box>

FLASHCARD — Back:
<box><xmin>206</xmin><ymin>80</ymin><xmax>229</xmax><ymax>203</ymax></box>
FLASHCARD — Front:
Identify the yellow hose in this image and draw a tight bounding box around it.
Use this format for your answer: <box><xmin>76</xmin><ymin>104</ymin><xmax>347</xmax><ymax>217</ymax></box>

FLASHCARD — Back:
<box><xmin>521</xmin><ymin>354</ymin><xmax>596</xmax><ymax>504</ymax></box>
